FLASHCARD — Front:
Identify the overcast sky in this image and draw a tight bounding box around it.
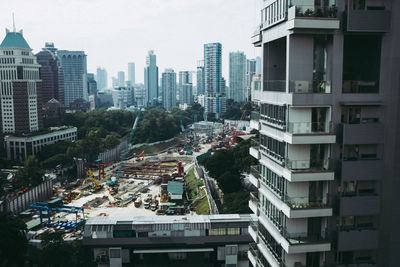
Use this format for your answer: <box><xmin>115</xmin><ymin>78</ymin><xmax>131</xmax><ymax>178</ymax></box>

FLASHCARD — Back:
<box><xmin>1</xmin><ymin>0</ymin><xmax>261</xmax><ymax>85</ymax></box>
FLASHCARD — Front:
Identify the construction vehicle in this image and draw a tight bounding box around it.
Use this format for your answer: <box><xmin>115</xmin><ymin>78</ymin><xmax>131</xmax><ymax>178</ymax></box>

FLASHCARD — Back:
<box><xmin>82</xmin><ymin>170</ymin><xmax>103</xmax><ymax>192</ymax></box>
<box><xmin>136</xmin><ymin>151</ymin><xmax>145</xmax><ymax>162</ymax></box>
<box><xmin>134</xmin><ymin>198</ymin><xmax>142</xmax><ymax>207</ymax></box>
<box><xmin>107</xmin><ymin>110</ymin><xmax>142</xmax><ymax>186</ymax></box>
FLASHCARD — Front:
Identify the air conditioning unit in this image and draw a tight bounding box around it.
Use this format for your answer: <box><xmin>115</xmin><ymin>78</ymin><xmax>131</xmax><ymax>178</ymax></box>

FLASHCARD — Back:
<box><xmin>294</xmin><ymin>81</ymin><xmax>309</xmax><ymax>93</ymax></box>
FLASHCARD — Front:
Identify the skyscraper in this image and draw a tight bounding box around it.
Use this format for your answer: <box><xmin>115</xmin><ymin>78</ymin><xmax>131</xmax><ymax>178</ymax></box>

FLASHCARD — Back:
<box><xmin>255</xmin><ymin>56</ymin><xmax>261</xmax><ymax>75</ymax></box>
<box><xmin>87</xmin><ymin>73</ymin><xmax>97</xmax><ymax>95</ymax></box>
<box><xmin>128</xmin><ymin>62</ymin><xmax>135</xmax><ymax>85</ymax></box>
<box><xmin>249</xmin><ymin>1</ymin><xmax>400</xmax><ymax>267</ymax></box>
<box><xmin>161</xmin><ymin>69</ymin><xmax>176</xmax><ymax>111</ymax></box>
<box><xmin>246</xmin><ymin>58</ymin><xmax>256</xmax><ymax>101</ymax></box>
<box><xmin>57</xmin><ymin>50</ymin><xmax>88</xmax><ymax>107</ymax></box>
<box><xmin>229</xmin><ymin>51</ymin><xmax>246</xmax><ymax>102</ymax></box>
<box><xmin>144</xmin><ymin>50</ymin><xmax>159</xmax><ymax>107</ymax></box>
<box><xmin>118</xmin><ymin>71</ymin><xmax>125</xmax><ymax>87</ymax></box>
<box><xmin>96</xmin><ymin>67</ymin><xmax>108</xmax><ymax>90</ymax></box>
<box><xmin>196</xmin><ymin>60</ymin><xmax>205</xmax><ymax>96</ymax></box>
<box><xmin>204</xmin><ymin>43</ymin><xmax>225</xmax><ymax>118</ymax></box>
<box><xmin>0</xmin><ymin>28</ymin><xmax>43</xmax><ymax>135</ymax></box>
<box><xmin>36</xmin><ymin>42</ymin><xmax>65</xmax><ymax>104</ymax></box>
<box><xmin>179</xmin><ymin>71</ymin><xmax>192</xmax><ymax>104</ymax></box>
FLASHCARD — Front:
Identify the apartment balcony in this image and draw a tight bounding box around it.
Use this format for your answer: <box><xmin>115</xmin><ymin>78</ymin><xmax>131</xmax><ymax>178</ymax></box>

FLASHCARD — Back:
<box><xmin>258</xmin><ymin>233</ymin><xmax>284</xmax><ymax>267</ymax></box>
<box><xmin>340</xmin><ymin>159</ymin><xmax>383</xmax><ymax>181</ymax></box>
<box><xmin>339</xmin><ymin>193</ymin><xmax>380</xmax><ymax>216</ymax></box>
<box><xmin>341</xmin><ymin>123</ymin><xmax>384</xmax><ymax>145</ymax></box>
<box><xmin>250</xmin><ymin>140</ymin><xmax>261</xmax><ymax>160</ymax></box>
<box><xmin>258</xmin><ymin>214</ymin><xmax>331</xmax><ymax>255</ymax></box>
<box><xmin>249</xmin><ymin>165</ymin><xmax>261</xmax><ymax>188</ymax></box>
<box><xmin>252</xmin><ymin>24</ymin><xmax>262</xmax><ymax>47</ymax></box>
<box><xmin>289</xmin><ymin>80</ymin><xmax>331</xmax><ymax>94</ymax></box>
<box><xmin>285</xmin><ymin>121</ymin><xmax>336</xmax><ymax>144</ymax></box>
<box><xmin>260</xmin><ymin>187</ymin><xmax>332</xmax><ymax>219</ymax></box>
<box><xmin>342</xmin><ymin>80</ymin><xmax>379</xmax><ymax>93</ymax></box>
<box><xmin>338</xmin><ymin>228</ymin><xmax>379</xmax><ymax>251</ymax></box>
<box><xmin>287</xmin><ymin>5</ymin><xmax>340</xmax><ymax>30</ymax></box>
<box><xmin>249</xmin><ymin>192</ymin><xmax>260</xmax><ymax>216</ymax></box>
<box><xmin>248</xmin><ymin>243</ymin><xmax>258</xmax><ymax>267</ymax></box>
<box><xmin>345</xmin><ymin>8</ymin><xmax>391</xmax><ymax>32</ymax></box>
<box><xmin>250</xmin><ymin>111</ymin><xmax>261</xmax><ymax>130</ymax></box>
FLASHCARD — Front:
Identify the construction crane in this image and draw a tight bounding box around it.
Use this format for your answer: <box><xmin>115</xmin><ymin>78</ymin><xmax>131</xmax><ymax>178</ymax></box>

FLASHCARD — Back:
<box><xmin>180</xmin><ymin>117</ymin><xmax>193</xmax><ymax>155</ymax></box>
<box><xmin>108</xmin><ymin>110</ymin><xmax>142</xmax><ymax>186</ymax></box>
<box><xmin>87</xmin><ymin>169</ymin><xmax>102</xmax><ymax>191</ymax></box>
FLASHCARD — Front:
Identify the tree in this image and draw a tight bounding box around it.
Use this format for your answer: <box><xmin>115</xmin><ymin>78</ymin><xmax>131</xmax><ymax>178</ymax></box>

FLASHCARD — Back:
<box><xmin>0</xmin><ymin>212</ymin><xmax>27</xmax><ymax>267</ymax></box>
<box><xmin>14</xmin><ymin>156</ymin><xmax>44</xmax><ymax>187</ymax></box>
<box><xmin>218</xmin><ymin>171</ymin><xmax>242</xmax><ymax>193</ymax></box>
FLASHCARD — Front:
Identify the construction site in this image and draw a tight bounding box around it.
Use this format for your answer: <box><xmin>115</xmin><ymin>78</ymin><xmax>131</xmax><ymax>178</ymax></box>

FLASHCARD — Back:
<box><xmin>12</xmin><ymin>111</ymin><xmax>252</xmax><ymax>245</ymax></box>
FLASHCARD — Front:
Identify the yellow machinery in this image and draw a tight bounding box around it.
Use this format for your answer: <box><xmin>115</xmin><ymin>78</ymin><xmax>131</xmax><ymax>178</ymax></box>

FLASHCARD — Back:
<box><xmin>82</xmin><ymin>169</ymin><xmax>103</xmax><ymax>192</ymax></box>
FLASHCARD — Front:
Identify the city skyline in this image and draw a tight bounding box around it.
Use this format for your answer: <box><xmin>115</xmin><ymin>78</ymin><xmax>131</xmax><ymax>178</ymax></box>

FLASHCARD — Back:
<box><xmin>0</xmin><ymin>0</ymin><xmax>261</xmax><ymax>86</ymax></box>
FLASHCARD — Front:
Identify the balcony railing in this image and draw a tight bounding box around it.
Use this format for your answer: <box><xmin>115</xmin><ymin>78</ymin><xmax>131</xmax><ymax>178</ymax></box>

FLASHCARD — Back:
<box><xmin>251</xmin><ymin>139</ymin><xmax>260</xmax><ymax>150</ymax></box>
<box><xmin>289</xmin><ymin>80</ymin><xmax>331</xmax><ymax>94</ymax></box>
<box><xmin>291</xmin><ymin>5</ymin><xmax>338</xmax><ymax>18</ymax></box>
<box><xmin>285</xmin><ymin>158</ymin><xmax>333</xmax><ymax>171</ymax></box>
<box><xmin>249</xmin><ymin>242</ymin><xmax>259</xmax><ymax>259</ymax></box>
<box><xmin>258</xmin><ymin>231</ymin><xmax>285</xmax><ymax>266</ymax></box>
<box><xmin>342</xmin><ymin>80</ymin><xmax>378</xmax><ymax>93</ymax></box>
<box><xmin>283</xmin><ymin>228</ymin><xmax>329</xmax><ymax>244</ymax></box>
<box><xmin>287</xmin><ymin>121</ymin><xmax>334</xmax><ymax>134</ymax></box>
<box><xmin>283</xmin><ymin>194</ymin><xmax>330</xmax><ymax>209</ymax></box>
<box><xmin>263</xmin><ymin>80</ymin><xmax>286</xmax><ymax>92</ymax></box>
<box><xmin>251</xmin><ymin>111</ymin><xmax>260</xmax><ymax>121</ymax></box>
<box><xmin>250</xmin><ymin>165</ymin><xmax>261</xmax><ymax>180</ymax></box>
<box><xmin>250</xmin><ymin>192</ymin><xmax>259</xmax><ymax>204</ymax></box>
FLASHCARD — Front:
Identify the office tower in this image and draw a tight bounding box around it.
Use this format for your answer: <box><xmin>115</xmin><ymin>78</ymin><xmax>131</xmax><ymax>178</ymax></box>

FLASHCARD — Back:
<box><xmin>161</xmin><ymin>69</ymin><xmax>177</xmax><ymax>111</ymax></box>
<box><xmin>204</xmin><ymin>43</ymin><xmax>225</xmax><ymax>118</ymax></box>
<box><xmin>248</xmin><ymin>1</ymin><xmax>400</xmax><ymax>267</ymax></box>
<box><xmin>246</xmin><ymin>59</ymin><xmax>257</xmax><ymax>101</ymax></box>
<box><xmin>144</xmin><ymin>50</ymin><xmax>159</xmax><ymax>107</ymax></box>
<box><xmin>87</xmin><ymin>73</ymin><xmax>97</xmax><ymax>95</ymax></box>
<box><xmin>255</xmin><ymin>56</ymin><xmax>261</xmax><ymax>75</ymax></box>
<box><xmin>117</xmin><ymin>71</ymin><xmax>125</xmax><ymax>87</ymax></box>
<box><xmin>36</xmin><ymin>42</ymin><xmax>65</xmax><ymax>104</ymax></box>
<box><xmin>229</xmin><ymin>51</ymin><xmax>246</xmax><ymax>102</ymax></box>
<box><xmin>112</xmin><ymin>77</ymin><xmax>118</xmax><ymax>88</ymax></box>
<box><xmin>179</xmin><ymin>71</ymin><xmax>192</xmax><ymax>104</ymax></box>
<box><xmin>57</xmin><ymin>50</ymin><xmax>88</xmax><ymax>107</ymax></box>
<box><xmin>96</xmin><ymin>67</ymin><xmax>108</xmax><ymax>90</ymax></box>
<box><xmin>0</xmin><ymin>28</ymin><xmax>43</xmax><ymax>135</ymax></box>
<box><xmin>196</xmin><ymin>60</ymin><xmax>205</xmax><ymax>96</ymax></box>
<box><xmin>220</xmin><ymin>77</ymin><xmax>226</xmax><ymax>95</ymax></box>
<box><xmin>128</xmin><ymin>62</ymin><xmax>135</xmax><ymax>85</ymax></box>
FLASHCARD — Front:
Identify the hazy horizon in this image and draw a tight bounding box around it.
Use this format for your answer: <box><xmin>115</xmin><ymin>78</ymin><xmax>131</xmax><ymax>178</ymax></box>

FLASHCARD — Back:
<box><xmin>1</xmin><ymin>0</ymin><xmax>262</xmax><ymax>86</ymax></box>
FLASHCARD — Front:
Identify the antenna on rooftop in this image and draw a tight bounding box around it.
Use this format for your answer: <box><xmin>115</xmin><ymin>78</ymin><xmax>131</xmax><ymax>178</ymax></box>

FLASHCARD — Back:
<box><xmin>12</xmin><ymin>13</ymin><xmax>16</xmax><ymax>32</ymax></box>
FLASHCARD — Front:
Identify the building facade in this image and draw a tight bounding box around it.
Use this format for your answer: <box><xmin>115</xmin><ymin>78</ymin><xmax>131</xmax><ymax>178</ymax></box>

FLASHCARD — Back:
<box><xmin>96</xmin><ymin>67</ymin><xmax>108</xmax><ymax>90</ymax></box>
<box><xmin>144</xmin><ymin>50</ymin><xmax>159</xmax><ymax>107</ymax></box>
<box><xmin>111</xmin><ymin>87</ymin><xmax>134</xmax><ymax>109</ymax></box>
<box><xmin>83</xmin><ymin>214</ymin><xmax>252</xmax><ymax>267</ymax></box>
<box><xmin>161</xmin><ymin>69</ymin><xmax>177</xmax><ymax>111</ymax></box>
<box><xmin>229</xmin><ymin>52</ymin><xmax>247</xmax><ymax>102</ymax></box>
<box><xmin>246</xmin><ymin>59</ymin><xmax>257</xmax><ymax>101</ymax></box>
<box><xmin>87</xmin><ymin>73</ymin><xmax>97</xmax><ymax>95</ymax></box>
<box><xmin>57</xmin><ymin>50</ymin><xmax>88</xmax><ymax>108</ymax></box>
<box><xmin>117</xmin><ymin>71</ymin><xmax>125</xmax><ymax>87</ymax></box>
<box><xmin>128</xmin><ymin>62</ymin><xmax>135</xmax><ymax>85</ymax></box>
<box><xmin>196</xmin><ymin>60</ymin><xmax>205</xmax><ymax>96</ymax></box>
<box><xmin>204</xmin><ymin>43</ymin><xmax>225</xmax><ymax>118</ymax></box>
<box><xmin>178</xmin><ymin>71</ymin><xmax>192</xmax><ymax>104</ymax></box>
<box><xmin>248</xmin><ymin>1</ymin><xmax>400</xmax><ymax>267</ymax></box>
<box><xmin>0</xmin><ymin>28</ymin><xmax>43</xmax><ymax>135</ymax></box>
<box><xmin>4</xmin><ymin>126</ymin><xmax>77</xmax><ymax>161</ymax></box>
<box><xmin>36</xmin><ymin>42</ymin><xmax>64</xmax><ymax>104</ymax></box>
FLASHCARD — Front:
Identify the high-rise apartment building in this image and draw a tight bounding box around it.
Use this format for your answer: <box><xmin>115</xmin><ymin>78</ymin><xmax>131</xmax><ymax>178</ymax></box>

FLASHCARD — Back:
<box><xmin>0</xmin><ymin>28</ymin><xmax>43</xmax><ymax>135</ymax></box>
<box><xmin>246</xmin><ymin>59</ymin><xmax>257</xmax><ymax>101</ymax></box>
<box><xmin>96</xmin><ymin>67</ymin><xmax>108</xmax><ymax>90</ymax></box>
<box><xmin>179</xmin><ymin>71</ymin><xmax>193</xmax><ymax>105</ymax></box>
<box><xmin>87</xmin><ymin>73</ymin><xmax>97</xmax><ymax>95</ymax></box>
<box><xmin>248</xmin><ymin>1</ymin><xmax>400</xmax><ymax>267</ymax></box>
<box><xmin>161</xmin><ymin>68</ymin><xmax>176</xmax><ymax>111</ymax></box>
<box><xmin>229</xmin><ymin>51</ymin><xmax>247</xmax><ymax>102</ymax></box>
<box><xmin>196</xmin><ymin>60</ymin><xmax>205</xmax><ymax>96</ymax></box>
<box><xmin>57</xmin><ymin>50</ymin><xmax>88</xmax><ymax>107</ymax></box>
<box><xmin>128</xmin><ymin>62</ymin><xmax>135</xmax><ymax>85</ymax></box>
<box><xmin>36</xmin><ymin>42</ymin><xmax>65</xmax><ymax>104</ymax></box>
<box><xmin>117</xmin><ymin>71</ymin><xmax>125</xmax><ymax>87</ymax></box>
<box><xmin>144</xmin><ymin>50</ymin><xmax>159</xmax><ymax>107</ymax></box>
<box><xmin>204</xmin><ymin>43</ymin><xmax>225</xmax><ymax>118</ymax></box>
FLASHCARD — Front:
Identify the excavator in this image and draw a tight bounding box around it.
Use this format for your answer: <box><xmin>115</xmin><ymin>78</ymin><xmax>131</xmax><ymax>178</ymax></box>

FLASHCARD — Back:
<box><xmin>81</xmin><ymin>169</ymin><xmax>103</xmax><ymax>193</ymax></box>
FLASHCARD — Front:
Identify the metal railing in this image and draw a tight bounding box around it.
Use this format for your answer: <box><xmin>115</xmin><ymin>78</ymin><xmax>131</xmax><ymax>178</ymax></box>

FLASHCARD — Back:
<box><xmin>250</xmin><ymin>165</ymin><xmax>261</xmax><ymax>179</ymax></box>
<box><xmin>263</xmin><ymin>80</ymin><xmax>286</xmax><ymax>92</ymax></box>
<box><xmin>289</xmin><ymin>80</ymin><xmax>331</xmax><ymax>93</ymax></box>
<box><xmin>251</xmin><ymin>139</ymin><xmax>260</xmax><ymax>149</ymax></box>
<box><xmin>291</xmin><ymin>5</ymin><xmax>338</xmax><ymax>18</ymax></box>
<box><xmin>285</xmin><ymin>158</ymin><xmax>333</xmax><ymax>171</ymax></box>
<box><xmin>342</xmin><ymin>80</ymin><xmax>378</xmax><ymax>93</ymax></box>
<box><xmin>250</xmin><ymin>192</ymin><xmax>259</xmax><ymax>204</ymax></box>
<box><xmin>283</xmin><ymin>194</ymin><xmax>330</xmax><ymax>209</ymax></box>
<box><xmin>283</xmin><ymin>228</ymin><xmax>330</xmax><ymax>244</ymax></box>
<box><xmin>287</xmin><ymin>121</ymin><xmax>333</xmax><ymax>134</ymax></box>
<box><xmin>251</xmin><ymin>111</ymin><xmax>260</xmax><ymax>121</ymax></box>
